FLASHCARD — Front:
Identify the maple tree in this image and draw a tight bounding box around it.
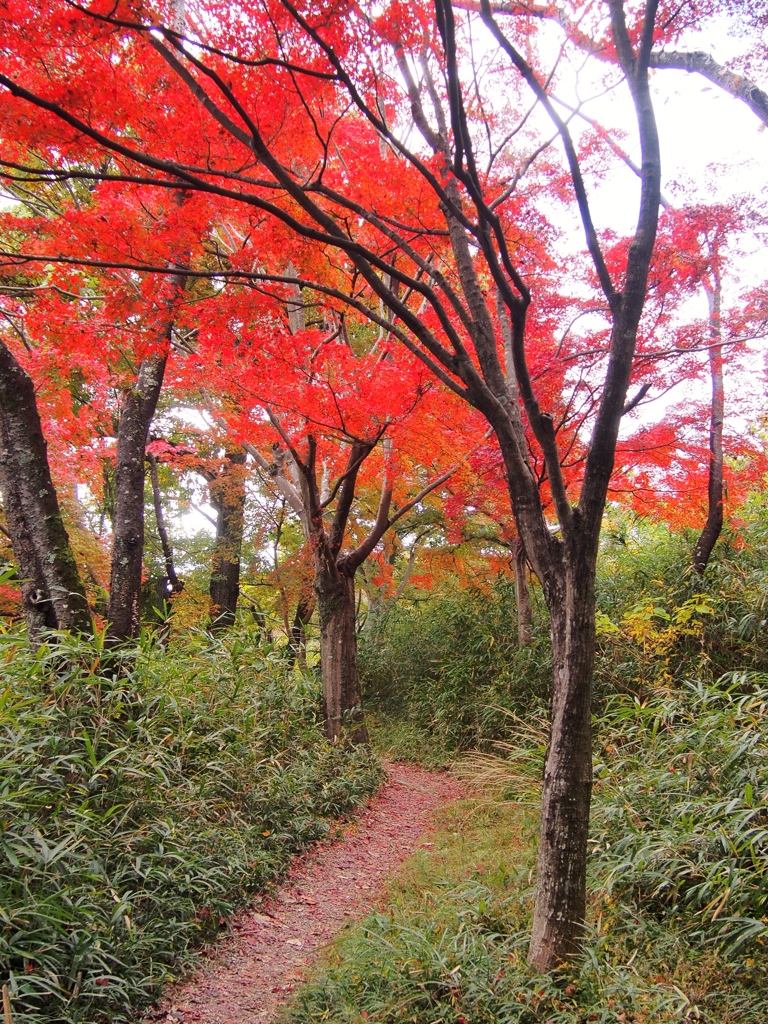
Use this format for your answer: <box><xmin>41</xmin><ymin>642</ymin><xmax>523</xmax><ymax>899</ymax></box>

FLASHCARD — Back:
<box><xmin>0</xmin><ymin>0</ymin><xmax>766</xmax><ymax>970</ymax></box>
<box><xmin>604</xmin><ymin>198</ymin><xmax>768</xmax><ymax>566</ymax></box>
<box><xmin>179</xmin><ymin>282</ymin><xmax>466</xmax><ymax>741</ymax></box>
<box><xmin>0</xmin><ymin>177</ymin><xmax>112</xmax><ymax>638</ymax></box>
<box><xmin>661</xmin><ymin>201</ymin><xmax>767</xmax><ymax>574</ymax></box>
<box><xmin>0</xmin><ymin>169</ymin><xmax>212</xmax><ymax>643</ymax></box>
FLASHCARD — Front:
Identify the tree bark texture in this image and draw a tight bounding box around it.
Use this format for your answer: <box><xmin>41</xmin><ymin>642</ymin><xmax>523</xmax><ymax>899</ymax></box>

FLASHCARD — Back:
<box><xmin>148</xmin><ymin>450</ymin><xmax>182</xmax><ymax>596</ymax></box>
<box><xmin>289</xmin><ymin>583</ymin><xmax>316</xmax><ymax>668</ymax></box>
<box><xmin>512</xmin><ymin>536</ymin><xmax>533</xmax><ymax>645</ymax></box>
<box><xmin>0</xmin><ymin>340</ymin><xmax>91</xmax><ymax>637</ymax></box>
<box><xmin>107</xmin><ymin>351</ymin><xmax>167</xmax><ymax>642</ymax></box>
<box><xmin>649</xmin><ymin>50</ymin><xmax>768</xmax><ymax>129</ymax></box>
<box><xmin>693</xmin><ymin>276</ymin><xmax>724</xmax><ymax>575</ymax></box>
<box><xmin>0</xmin><ymin>436</ymin><xmax>58</xmax><ymax>641</ymax></box>
<box><xmin>289</xmin><ymin>436</ymin><xmax>386</xmax><ymax>744</ymax></box>
<box><xmin>528</xmin><ymin>561</ymin><xmax>595</xmax><ymax>969</ymax></box>
<box><xmin>315</xmin><ymin>564</ymin><xmax>368</xmax><ymax>745</ymax></box>
<box><xmin>208</xmin><ymin>447</ymin><xmax>247</xmax><ymax>631</ymax></box>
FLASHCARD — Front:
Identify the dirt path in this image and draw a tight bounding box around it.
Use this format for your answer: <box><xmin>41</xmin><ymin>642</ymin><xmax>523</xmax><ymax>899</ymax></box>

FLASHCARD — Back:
<box><xmin>149</xmin><ymin>762</ymin><xmax>462</xmax><ymax>1024</ymax></box>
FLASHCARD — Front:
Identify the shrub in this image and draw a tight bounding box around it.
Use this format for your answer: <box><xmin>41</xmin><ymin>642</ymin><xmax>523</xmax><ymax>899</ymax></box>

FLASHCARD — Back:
<box><xmin>360</xmin><ymin>578</ymin><xmax>551</xmax><ymax>748</ymax></box>
<box><xmin>0</xmin><ymin>627</ymin><xmax>382</xmax><ymax>1023</ymax></box>
<box><xmin>592</xmin><ymin>676</ymin><xmax>768</xmax><ymax>954</ymax></box>
<box><xmin>594</xmin><ymin>513</ymin><xmax>768</xmax><ymax>694</ymax></box>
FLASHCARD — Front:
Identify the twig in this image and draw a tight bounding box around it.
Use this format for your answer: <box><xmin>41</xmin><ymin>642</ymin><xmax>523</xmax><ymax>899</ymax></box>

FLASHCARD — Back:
<box><xmin>3</xmin><ymin>984</ymin><xmax>13</xmax><ymax>1024</ymax></box>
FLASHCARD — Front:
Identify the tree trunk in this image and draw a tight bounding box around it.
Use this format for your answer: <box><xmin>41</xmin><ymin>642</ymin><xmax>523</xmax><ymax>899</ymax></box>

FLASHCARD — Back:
<box><xmin>148</xmin><ymin>450</ymin><xmax>182</xmax><ymax>596</ymax></box>
<box><xmin>107</xmin><ymin>352</ymin><xmax>167</xmax><ymax>642</ymax></box>
<box><xmin>693</xmin><ymin>276</ymin><xmax>724</xmax><ymax>575</ymax></box>
<box><xmin>0</xmin><ymin>440</ymin><xmax>58</xmax><ymax>641</ymax></box>
<box><xmin>289</xmin><ymin>584</ymin><xmax>316</xmax><ymax>668</ymax></box>
<box><xmin>512</xmin><ymin>536</ymin><xmax>533</xmax><ymax>645</ymax></box>
<box><xmin>528</xmin><ymin>558</ymin><xmax>595</xmax><ymax>970</ymax></box>
<box><xmin>0</xmin><ymin>340</ymin><xmax>91</xmax><ymax>637</ymax></box>
<box><xmin>315</xmin><ymin>566</ymin><xmax>368</xmax><ymax>744</ymax></box>
<box><xmin>208</xmin><ymin>447</ymin><xmax>247</xmax><ymax>632</ymax></box>
<box><xmin>249</xmin><ymin>601</ymin><xmax>272</xmax><ymax>643</ymax></box>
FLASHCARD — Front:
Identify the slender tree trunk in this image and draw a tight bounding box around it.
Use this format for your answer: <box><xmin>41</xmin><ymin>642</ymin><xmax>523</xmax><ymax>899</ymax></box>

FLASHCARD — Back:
<box><xmin>528</xmin><ymin>556</ymin><xmax>595</xmax><ymax>970</ymax></box>
<box><xmin>148</xmin><ymin>451</ymin><xmax>182</xmax><ymax>595</ymax></box>
<box><xmin>208</xmin><ymin>447</ymin><xmax>247</xmax><ymax>632</ymax></box>
<box><xmin>693</xmin><ymin>275</ymin><xmax>724</xmax><ymax>575</ymax></box>
<box><xmin>512</xmin><ymin>536</ymin><xmax>533</xmax><ymax>645</ymax></box>
<box><xmin>107</xmin><ymin>352</ymin><xmax>167</xmax><ymax>642</ymax></box>
<box><xmin>315</xmin><ymin>564</ymin><xmax>368</xmax><ymax>744</ymax></box>
<box><xmin>289</xmin><ymin>583</ymin><xmax>316</xmax><ymax>668</ymax></box>
<box><xmin>0</xmin><ymin>340</ymin><xmax>91</xmax><ymax>637</ymax></box>
<box><xmin>147</xmin><ymin>450</ymin><xmax>182</xmax><ymax>641</ymax></box>
<box><xmin>249</xmin><ymin>600</ymin><xmax>271</xmax><ymax>643</ymax></box>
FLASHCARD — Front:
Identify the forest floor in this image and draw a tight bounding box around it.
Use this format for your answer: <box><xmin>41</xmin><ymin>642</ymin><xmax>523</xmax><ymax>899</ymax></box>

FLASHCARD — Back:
<box><xmin>145</xmin><ymin>761</ymin><xmax>463</xmax><ymax>1024</ymax></box>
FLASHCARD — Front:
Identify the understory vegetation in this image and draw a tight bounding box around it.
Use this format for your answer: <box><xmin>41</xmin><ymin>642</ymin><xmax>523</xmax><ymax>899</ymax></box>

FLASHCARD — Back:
<box><xmin>3</xmin><ymin>515</ymin><xmax>768</xmax><ymax>1023</ymax></box>
<box><xmin>0</xmin><ymin>631</ymin><xmax>381</xmax><ymax>1024</ymax></box>
<box><xmin>288</xmin><ymin>516</ymin><xmax>768</xmax><ymax>1022</ymax></box>
<box><xmin>362</xmin><ymin>515</ymin><xmax>768</xmax><ymax>754</ymax></box>
<box><xmin>289</xmin><ymin>684</ymin><xmax>768</xmax><ymax>1023</ymax></box>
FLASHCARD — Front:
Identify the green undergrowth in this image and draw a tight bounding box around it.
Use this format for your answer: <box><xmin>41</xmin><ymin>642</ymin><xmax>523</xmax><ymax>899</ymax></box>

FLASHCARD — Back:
<box><xmin>285</xmin><ymin>679</ymin><xmax>768</xmax><ymax>1024</ymax></box>
<box><xmin>361</xmin><ymin>515</ymin><xmax>768</xmax><ymax>755</ymax></box>
<box><xmin>360</xmin><ymin>577</ymin><xmax>552</xmax><ymax>750</ymax></box>
<box><xmin>367</xmin><ymin>713</ymin><xmax>454</xmax><ymax>769</ymax></box>
<box><xmin>0</xmin><ymin>627</ymin><xmax>383</xmax><ymax>1024</ymax></box>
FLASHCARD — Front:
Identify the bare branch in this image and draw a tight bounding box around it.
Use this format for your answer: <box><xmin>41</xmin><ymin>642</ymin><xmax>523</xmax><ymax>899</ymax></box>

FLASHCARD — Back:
<box><xmin>649</xmin><ymin>50</ymin><xmax>768</xmax><ymax>128</ymax></box>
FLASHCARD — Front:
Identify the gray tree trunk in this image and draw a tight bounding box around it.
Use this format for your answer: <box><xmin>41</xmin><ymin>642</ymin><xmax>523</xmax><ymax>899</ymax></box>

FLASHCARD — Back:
<box><xmin>107</xmin><ymin>352</ymin><xmax>167</xmax><ymax>642</ymax></box>
<box><xmin>316</xmin><ymin>564</ymin><xmax>368</xmax><ymax>744</ymax></box>
<box><xmin>208</xmin><ymin>447</ymin><xmax>247</xmax><ymax>632</ymax></box>
<box><xmin>0</xmin><ymin>436</ymin><xmax>58</xmax><ymax>640</ymax></box>
<box><xmin>148</xmin><ymin>450</ymin><xmax>182</xmax><ymax>596</ymax></box>
<box><xmin>693</xmin><ymin>275</ymin><xmax>724</xmax><ymax>575</ymax></box>
<box><xmin>0</xmin><ymin>340</ymin><xmax>91</xmax><ymax>638</ymax></box>
<box><xmin>289</xmin><ymin>583</ymin><xmax>315</xmax><ymax>668</ymax></box>
<box><xmin>528</xmin><ymin>559</ymin><xmax>595</xmax><ymax>968</ymax></box>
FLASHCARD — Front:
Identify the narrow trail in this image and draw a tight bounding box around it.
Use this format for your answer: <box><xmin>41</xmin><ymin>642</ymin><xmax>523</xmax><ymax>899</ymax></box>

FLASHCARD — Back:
<box><xmin>149</xmin><ymin>762</ymin><xmax>463</xmax><ymax>1024</ymax></box>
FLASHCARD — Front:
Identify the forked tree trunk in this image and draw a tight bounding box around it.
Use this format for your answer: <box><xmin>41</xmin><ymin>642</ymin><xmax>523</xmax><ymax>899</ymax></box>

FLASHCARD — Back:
<box><xmin>107</xmin><ymin>352</ymin><xmax>167</xmax><ymax>642</ymax></box>
<box><xmin>693</xmin><ymin>275</ymin><xmax>724</xmax><ymax>575</ymax></box>
<box><xmin>528</xmin><ymin>559</ymin><xmax>596</xmax><ymax>970</ymax></box>
<box><xmin>512</xmin><ymin>536</ymin><xmax>533</xmax><ymax>645</ymax></box>
<box><xmin>208</xmin><ymin>447</ymin><xmax>247</xmax><ymax>632</ymax></box>
<box><xmin>315</xmin><ymin>565</ymin><xmax>368</xmax><ymax>744</ymax></box>
<box><xmin>0</xmin><ymin>340</ymin><xmax>91</xmax><ymax>638</ymax></box>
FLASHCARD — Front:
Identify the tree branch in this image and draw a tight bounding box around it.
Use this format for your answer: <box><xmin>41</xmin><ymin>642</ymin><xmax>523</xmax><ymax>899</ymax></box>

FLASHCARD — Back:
<box><xmin>649</xmin><ymin>50</ymin><xmax>768</xmax><ymax>128</ymax></box>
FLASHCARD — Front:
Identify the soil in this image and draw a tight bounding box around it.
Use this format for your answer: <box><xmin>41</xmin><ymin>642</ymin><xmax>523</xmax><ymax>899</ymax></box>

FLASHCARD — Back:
<box><xmin>147</xmin><ymin>761</ymin><xmax>463</xmax><ymax>1024</ymax></box>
